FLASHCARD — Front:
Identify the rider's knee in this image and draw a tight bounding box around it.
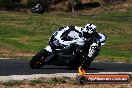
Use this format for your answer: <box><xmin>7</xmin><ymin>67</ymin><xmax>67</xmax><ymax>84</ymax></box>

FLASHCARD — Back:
<box><xmin>88</xmin><ymin>43</ymin><xmax>100</xmax><ymax>58</ymax></box>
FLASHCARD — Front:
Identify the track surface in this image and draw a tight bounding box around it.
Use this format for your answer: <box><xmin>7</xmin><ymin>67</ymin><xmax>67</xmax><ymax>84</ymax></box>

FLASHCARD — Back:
<box><xmin>0</xmin><ymin>59</ymin><xmax>132</xmax><ymax>76</ymax></box>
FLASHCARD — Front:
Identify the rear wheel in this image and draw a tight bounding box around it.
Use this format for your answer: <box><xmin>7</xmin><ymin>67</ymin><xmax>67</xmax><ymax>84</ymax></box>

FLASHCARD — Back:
<box><xmin>30</xmin><ymin>49</ymin><xmax>50</xmax><ymax>69</ymax></box>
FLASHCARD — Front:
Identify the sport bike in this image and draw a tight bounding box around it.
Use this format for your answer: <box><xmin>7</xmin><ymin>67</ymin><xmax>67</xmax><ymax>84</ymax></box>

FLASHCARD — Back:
<box><xmin>29</xmin><ymin>39</ymin><xmax>95</xmax><ymax>69</ymax></box>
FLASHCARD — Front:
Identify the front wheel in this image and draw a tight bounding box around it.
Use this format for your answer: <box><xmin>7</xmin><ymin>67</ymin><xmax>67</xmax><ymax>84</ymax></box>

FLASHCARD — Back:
<box><xmin>30</xmin><ymin>49</ymin><xmax>50</xmax><ymax>69</ymax></box>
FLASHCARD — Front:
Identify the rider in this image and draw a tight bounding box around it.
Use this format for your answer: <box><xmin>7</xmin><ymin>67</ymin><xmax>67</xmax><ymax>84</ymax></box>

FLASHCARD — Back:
<box><xmin>45</xmin><ymin>24</ymin><xmax>106</xmax><ymax>69</ymax></box>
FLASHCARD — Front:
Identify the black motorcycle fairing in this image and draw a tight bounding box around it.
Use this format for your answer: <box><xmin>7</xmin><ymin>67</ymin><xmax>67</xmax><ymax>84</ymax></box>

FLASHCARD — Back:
<box><xmin>58</xmin><ymin>47</ymin><xmax>76</xmax><ymax>63</ymax></box>
<box><xmin>44</xmin><ymin>44</ymin><xmax>83</xmax><ymax>67</ymax></box>
<box><xmin>30</xmin><ymin>39</ymin><xmax>95</xmax><ymax>69</ymax></box>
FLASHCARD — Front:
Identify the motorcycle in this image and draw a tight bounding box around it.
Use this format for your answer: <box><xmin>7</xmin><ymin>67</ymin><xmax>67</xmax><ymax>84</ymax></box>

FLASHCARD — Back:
<box><xmin>31</xmin><ymin>3</ymin><xmax>44</xmax><ymax>14</ymax></box>
<box><xmin>29</xmin><ymin>39</ymin><xmax>94</xmax><ymax>69</ymax></box>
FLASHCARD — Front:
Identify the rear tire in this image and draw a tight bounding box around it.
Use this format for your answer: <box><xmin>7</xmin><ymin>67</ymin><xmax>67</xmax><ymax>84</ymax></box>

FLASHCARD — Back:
<box><xmin>30</xmin><ymin>49</ymin><xmax>50</xmax><ymax>69</ymax></box>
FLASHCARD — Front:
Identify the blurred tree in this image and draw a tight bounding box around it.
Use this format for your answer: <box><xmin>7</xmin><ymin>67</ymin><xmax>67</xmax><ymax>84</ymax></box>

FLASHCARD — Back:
<box><xmin>0</xmin><ymin>0</ymin><xmax>22</xmax><ymax>10</ymax></box>
<box><xmin>27</xmin><ymin>0</ymin><xmax>37</xmax><ymax>7</ymax></box>
<box><xmin>65</xmin><ymin>0</ymin><xmax>81</xmax><ymax>13</ymax></box>
<box><xmin>39</xmin><ymin>0</ymin><xmax>51</xmax><ymax>12</ymax></box>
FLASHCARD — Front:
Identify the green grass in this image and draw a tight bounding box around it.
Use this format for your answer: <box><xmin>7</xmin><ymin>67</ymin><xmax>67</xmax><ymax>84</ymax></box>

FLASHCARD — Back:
<box><xmin>1</xmin><ymin>81</ymin><xmax>23</xmax><ymax>86</ymax></box>
<box><xmin>0</xmin><ymin>7</ymin><xmax>132</xmax><ymax>62</ymax></box>
<box><xmin>29</xmin><ymin>79</ymin><xmax>43</xmax><ymax>86</ymax></box>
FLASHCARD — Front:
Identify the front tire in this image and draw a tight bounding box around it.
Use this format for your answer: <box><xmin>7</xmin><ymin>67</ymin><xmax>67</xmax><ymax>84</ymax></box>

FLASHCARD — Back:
<box><xmin>30</xmin><ymin>49</ymin><xmax>50</xmax><ymax>69</ymax></box>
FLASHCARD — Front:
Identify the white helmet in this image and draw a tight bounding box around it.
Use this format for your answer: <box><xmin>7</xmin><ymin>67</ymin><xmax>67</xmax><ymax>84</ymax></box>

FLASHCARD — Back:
<box><xmin>82</xmin><ymin>24</ymin><xmax>96</xmax><ymax>34</ymax></box>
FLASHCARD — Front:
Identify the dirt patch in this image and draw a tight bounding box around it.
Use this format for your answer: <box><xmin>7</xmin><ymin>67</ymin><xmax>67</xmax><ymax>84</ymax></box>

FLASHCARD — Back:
<box><xmin>48</xmin><ymin>1</ymin><xmax>132</xmax><ymax>15</ymax></box>
<box><xmin>15</xmin><ymin>52</ymin><xmax>34</xmax><ymax>57</ymax></box>
<box><xmin>0</xmin><ymin>48</ymin><xmax>34</xmax><ymax>58</ymax></box>
<box><xmin>0</xmin><ymin>82</ymin><xmax>132</xmax><ymax>88</ymax></box>
<box><xmin>76</xmin><ymin>2</ymin><xmax>130</xmax><ymax>15</ymax></box>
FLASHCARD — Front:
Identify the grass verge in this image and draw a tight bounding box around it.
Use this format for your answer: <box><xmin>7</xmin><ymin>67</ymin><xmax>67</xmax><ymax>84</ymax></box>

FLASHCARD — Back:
<box><xmin>0</xmin><ymin>77</ymin><xmax>131</xmax><ymax>87</ymax></box>
<box><xmin>0</xmin><ymin>4</ymin><xmax>132</xmax><ymax>62</ymax></box>
<box><xmin>1</xmin><ymin>80</ymin><xmax>23</xmax><ymax>86</ymax></box>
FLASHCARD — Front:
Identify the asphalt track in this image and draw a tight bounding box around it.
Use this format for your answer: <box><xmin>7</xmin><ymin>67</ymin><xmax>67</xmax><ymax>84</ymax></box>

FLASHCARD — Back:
<box><xmin>0</xmin><ymin>59</ymin><xmax>132</xmax><ymax>76</ymax></box>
